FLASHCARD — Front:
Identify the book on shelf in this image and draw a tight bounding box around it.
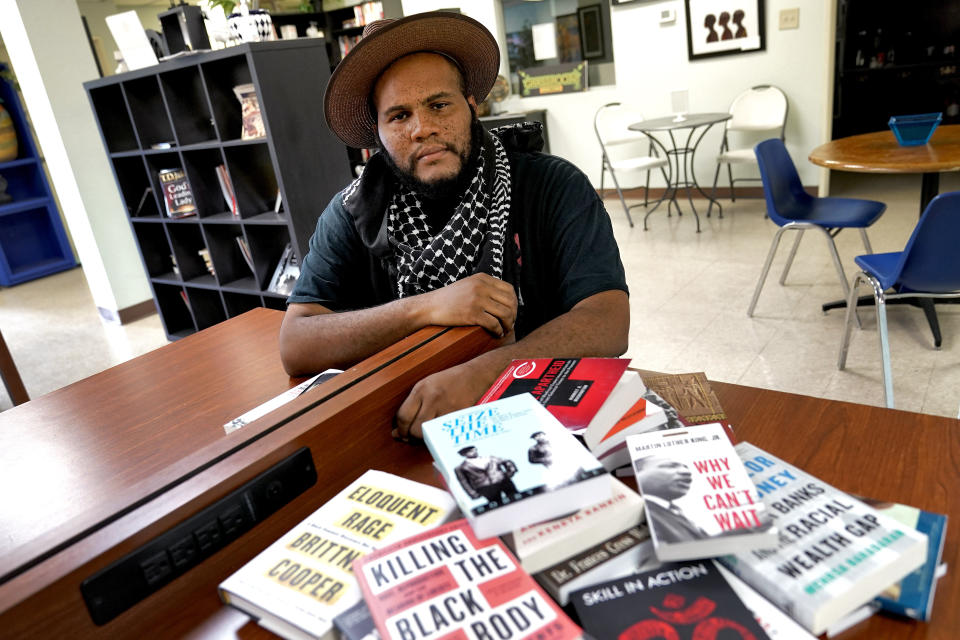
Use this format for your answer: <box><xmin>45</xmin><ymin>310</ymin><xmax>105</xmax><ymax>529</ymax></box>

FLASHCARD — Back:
<box><xmin>218</xmin><ymin>470</ymin><xmax>458</xmax><ymax>640</ymax></box>
<box><xmin>268</xmin><ymin>243</ymin><xmax>300</xmax><ymax>296</ymax></box>
<box><xmin>534</xmin><ymin>523</ymin><xmax>659</xmax><ymax>605</ymax></box>
<box><xmin>233</xmin><ymin>83</ymin><xmax>265</xmax><ymax>140</ymax></box>
<box><xmin>133</xmin><ymin>185</ymin><xmax>153</xmax><ymax>216</ymax></box>
<box><xmin>588</xmin><ymin>387</ymin><xmax>671</xmax><ymax>471</ymax></box>
<box><xmin>854</xmin><ymin>494</ymin><xmax>948</xmax><ymax>621</ymax></box>
<box><xmin>198</xmin><ymin>247</ymin><xmax>215</xmax><ymax>278</ymax></box>
<box><xmin>627</xmin><ymin>423</ymin><xmax>778</xmax><ymax>561</ymax></box>
<box><xmin>719</xmin><ymin>441</ymin><xmax>929</xmax><ymax>636</ymax></box>
<box><xmin>570</xmin><ymin>560</ymin><xmax>772</xmax><ymax>640</ymax></box>
<box><xmin>216</xmin><ymin>164</ymin><xmax>238</xmax><ymax>217</ymax></box>
<box><xmin>421</xmin><ymin>393</ymin><xmax>608</xmax><ymax>539</ymax></box>
<box><xmin>503</xmin><ymin>475</ymin><xmax>645</xmax><ymax>574</ymax></box>
<box><xmin>478</xmin><ymin>357</ymin><xmax>641</xmax><ymax>435</ymax></box>
<box><xmin>235</xmin><ymin>236</ymin><xmax>257</xmax><ymax>278</ymax></box>
<box><xmin>157</xmin><ymin>167</ymin><xmax>197</xmax><ymax>218</ymax></box>
<box><xmin>353</xmin><ymin>518</ymin><xmax>582</xmax><ymax>640</ymax></box>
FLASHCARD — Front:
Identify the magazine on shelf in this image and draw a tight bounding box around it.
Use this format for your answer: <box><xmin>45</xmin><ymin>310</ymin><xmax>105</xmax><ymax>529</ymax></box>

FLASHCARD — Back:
<box><xmin>268</xmin><ymin>243</ymin><xmax>300</xmax><ymax>296</ymax></box>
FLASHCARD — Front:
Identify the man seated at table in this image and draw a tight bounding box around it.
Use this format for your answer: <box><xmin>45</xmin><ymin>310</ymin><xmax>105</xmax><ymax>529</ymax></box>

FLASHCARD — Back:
<box><xmin>279</xmin><ymin>12</ymin><xmax>629</xmax><ymax>439</ymax></box>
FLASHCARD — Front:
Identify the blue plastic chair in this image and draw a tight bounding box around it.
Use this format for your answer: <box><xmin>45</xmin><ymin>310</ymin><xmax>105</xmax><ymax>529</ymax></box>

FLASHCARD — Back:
<box><xmin>838</xmin><ymin>191</ymin><xmax>960</xmax><ymax>408</ymax></box>
<box><xmin>747</xmin><ymin>139</ymin><xmax>887</xmax><ymax>317</ymax></box>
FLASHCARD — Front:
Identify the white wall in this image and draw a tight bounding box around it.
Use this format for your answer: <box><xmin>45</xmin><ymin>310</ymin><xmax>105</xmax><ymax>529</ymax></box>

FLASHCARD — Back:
<box><xmin>402</xmin><ymin>0</ymin><xmax>833</xmax><ymax>188</ymax></box>
<box><xmin>0</xmin><ymin>0</ymin><xmax>151</xmax><ymax>318</ymax></box>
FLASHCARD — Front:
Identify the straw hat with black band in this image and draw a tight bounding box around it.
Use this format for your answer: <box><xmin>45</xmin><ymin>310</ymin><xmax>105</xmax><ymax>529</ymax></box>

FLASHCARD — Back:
<box><xmin>323</xmin><ymin>12</ymin><xmax>501</xmax><ymax>150</ymax></box>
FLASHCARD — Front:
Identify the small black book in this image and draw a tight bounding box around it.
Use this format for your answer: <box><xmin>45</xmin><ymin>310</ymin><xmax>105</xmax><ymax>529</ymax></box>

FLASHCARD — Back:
<box><xmin>570</xmin><ymin>560</ymin><xmax>770</xmax><ymax>640</ymax></box>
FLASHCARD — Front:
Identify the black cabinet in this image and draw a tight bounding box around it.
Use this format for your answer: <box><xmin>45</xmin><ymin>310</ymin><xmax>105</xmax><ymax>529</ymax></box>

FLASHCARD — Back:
<box><xmin>834</xmin><ymin>0</ymin><xmax>960</xmax><ymax>138</ymax></box>
<box><xmin>84</xmin><ymin>41</ymin><xmax>352</xmax><ymax>340</ymax></box>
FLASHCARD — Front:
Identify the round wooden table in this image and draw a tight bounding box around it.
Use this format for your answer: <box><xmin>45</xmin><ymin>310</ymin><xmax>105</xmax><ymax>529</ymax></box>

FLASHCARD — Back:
<box><xmin>808</xmin><ymin>124</ymin><xmax>960</xmax><ymax>347</ymax></box>
<box><xmin>809</xmin><ymin>123</ymin><xmax>960</xmax><ymax>216</ymax></box>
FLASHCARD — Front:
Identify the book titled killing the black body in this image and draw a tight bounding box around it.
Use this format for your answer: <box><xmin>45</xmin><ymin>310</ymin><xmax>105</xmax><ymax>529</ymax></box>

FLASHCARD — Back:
<box><xmin>422</xmin><ymin>393</ymin><xmax>608</xmax><ymax>539</ymax></box>
<box><xmin>571</xmin><ymin>560</ymin><xmax>771</xmax><ymax>640</ymax></box>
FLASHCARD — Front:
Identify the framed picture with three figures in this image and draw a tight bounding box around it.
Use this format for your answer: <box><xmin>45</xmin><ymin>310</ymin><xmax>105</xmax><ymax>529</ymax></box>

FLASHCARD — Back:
<box><xmin>685</xmin><ymin>0</ymin><xmax>765</xmax><ymax>60</ymax></box>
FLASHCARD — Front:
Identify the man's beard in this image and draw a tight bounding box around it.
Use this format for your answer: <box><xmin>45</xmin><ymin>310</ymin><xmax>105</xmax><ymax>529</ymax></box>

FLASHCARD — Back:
<box><xmin>381</xmin><ymin>116</ymin><xmax>484</xmax><ymax>201</ymax></box>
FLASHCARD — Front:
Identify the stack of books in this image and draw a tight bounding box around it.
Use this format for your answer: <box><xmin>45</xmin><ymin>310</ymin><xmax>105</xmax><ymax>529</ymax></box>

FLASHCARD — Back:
<box><xmin>218</xmin><ymin>366</ymin><xmax>947</xmax><ymax>640</ymax></box>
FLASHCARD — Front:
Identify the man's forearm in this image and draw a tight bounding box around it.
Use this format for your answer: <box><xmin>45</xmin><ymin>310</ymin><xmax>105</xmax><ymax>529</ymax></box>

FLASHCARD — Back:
<box><xmin>464</xmin><ymin>290</ymin><xmax>631</xmax><ymax>393</ymax></box>
<box><xmin>394</xmin><ymin>290</ymin><xmax>630</xmax><ymax>438</ymax></box>
<box><xmin>279</xmin><ymin>299</ymin><xmax>423</xmax><ymax>375</ymax></box>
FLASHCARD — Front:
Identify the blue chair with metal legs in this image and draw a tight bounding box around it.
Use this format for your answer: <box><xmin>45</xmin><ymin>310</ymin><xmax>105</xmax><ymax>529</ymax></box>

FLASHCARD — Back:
<box><xmin>747</xmin><ymin>139</ymin><xmax>886</xmax><ymax>317</ymax></box>
<box><xmin>838</xmin><ymin>191</ymin><xmax>960</xmax><ymax>408</ymax></box>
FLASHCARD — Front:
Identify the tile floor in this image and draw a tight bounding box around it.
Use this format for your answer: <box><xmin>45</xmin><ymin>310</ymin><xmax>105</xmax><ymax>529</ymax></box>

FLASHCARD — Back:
<box><xmin>1</xmin><ymin>172</ymin><xmax>958</xmax><ymax>417</ymax></box>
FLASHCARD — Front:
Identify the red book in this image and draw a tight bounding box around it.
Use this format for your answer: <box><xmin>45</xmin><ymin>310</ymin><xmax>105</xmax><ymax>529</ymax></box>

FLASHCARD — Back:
<box><xmin>478</xmin><ymin>358</ymin><xmax>638</xmax><ymax>434</ymax></box>
<box><xmin>353</xmin><ymin>519</ymin><xmax>581</xmax><ymax>640</ymax></box>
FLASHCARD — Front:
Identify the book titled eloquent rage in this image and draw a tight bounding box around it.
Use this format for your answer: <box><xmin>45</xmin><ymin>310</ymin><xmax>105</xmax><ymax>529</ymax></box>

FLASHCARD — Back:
<box><xmin>218</xmin><ymin>470</ymin><xmax>457</xmax><ymax>640</ymax></box>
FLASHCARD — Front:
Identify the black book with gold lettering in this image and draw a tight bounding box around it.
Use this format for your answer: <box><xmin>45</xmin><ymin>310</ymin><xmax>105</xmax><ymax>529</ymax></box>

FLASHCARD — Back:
<box><xmin>571</xmin><ymin>560</ymin><xmax>771</xmax><ymax>640</ymax></box>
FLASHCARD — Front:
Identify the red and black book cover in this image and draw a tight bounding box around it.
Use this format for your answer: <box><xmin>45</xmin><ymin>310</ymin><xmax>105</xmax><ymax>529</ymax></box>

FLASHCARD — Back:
<box><xmin>570</xmin><ymin>560</ymin><xmax>770</xmax><ymax>640</ymax></box>
<box><xmin>478</xmin><ymin>358</ymin><xmax>631</xmax><ymax>432</ymax></box>
<box><xmin>354</xmin><ymin>518</ymin><xmax>581</xmax><ymax>640</ymax></box>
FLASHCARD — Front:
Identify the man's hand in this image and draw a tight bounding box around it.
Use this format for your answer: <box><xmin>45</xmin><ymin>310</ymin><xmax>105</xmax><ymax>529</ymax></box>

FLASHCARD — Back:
<box><xmin>417</xmin><ymin>273</ymin><xmax>517</xmax><ymax>337</ymax></box>
<box><xmin>394</xmin><ymin>360</ymin><xmax>496</xmax><ymax>440</ymax></box>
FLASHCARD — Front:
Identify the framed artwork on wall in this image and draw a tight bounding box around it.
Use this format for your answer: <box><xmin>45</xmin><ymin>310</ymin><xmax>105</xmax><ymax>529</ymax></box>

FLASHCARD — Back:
<box><xmin>555</xmin><ymin>13</ymin><xmax>583</xmax><ymax>63</ymax></box>
<box><xmin>577</xmin><ymin>4</ymin><xmax>604</xmax><ymax>59</ymax></box>
<box><xmin>685</xmin><ymin>0</ymin><xmax>765</xmax><ymax>60</ymax></box>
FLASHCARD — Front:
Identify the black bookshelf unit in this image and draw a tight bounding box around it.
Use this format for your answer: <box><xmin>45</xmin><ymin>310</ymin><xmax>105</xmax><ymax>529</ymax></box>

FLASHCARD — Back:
<box><xmin>84</xmin><ymin>41</ymin><xmax>352</xmax><ymax>340</ymax></box>
<box><xmin>834</xmin><ymin>0</ymin><xmax>960</xmax><ymax>139</ymax></box>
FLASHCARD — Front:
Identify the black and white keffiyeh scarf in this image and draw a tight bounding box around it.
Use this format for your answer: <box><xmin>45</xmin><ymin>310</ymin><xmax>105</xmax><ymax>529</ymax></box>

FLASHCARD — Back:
<box><xmin>340</xmin><ymin>122</ymin><xmax>543</xmax><ymax>297</ymax></box>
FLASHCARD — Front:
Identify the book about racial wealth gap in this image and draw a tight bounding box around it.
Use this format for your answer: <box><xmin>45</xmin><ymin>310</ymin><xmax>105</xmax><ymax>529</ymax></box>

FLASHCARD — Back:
<box><xmin>354</xmin><ymin>519</ymin><xmax>582</xmax><ymax>640</ymax></box>
<box><xmin>422</xmin><ymin>393</ymin><xmax>608</xmax><ymax>540</ymax></box>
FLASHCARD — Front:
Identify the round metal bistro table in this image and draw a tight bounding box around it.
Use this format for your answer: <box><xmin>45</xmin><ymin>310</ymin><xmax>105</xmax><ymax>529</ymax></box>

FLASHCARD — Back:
<box><xmin>629</xmin><ymin>112</ymin><xmax>732</xmax><ymax>232</ymax></box>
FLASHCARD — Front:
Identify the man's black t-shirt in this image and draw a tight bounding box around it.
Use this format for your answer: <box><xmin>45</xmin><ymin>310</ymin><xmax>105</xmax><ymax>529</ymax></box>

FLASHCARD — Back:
<box><xmin>288</xmin><ymin>151</ymin><xmax>628</xmax><ymax>339</ymax></box>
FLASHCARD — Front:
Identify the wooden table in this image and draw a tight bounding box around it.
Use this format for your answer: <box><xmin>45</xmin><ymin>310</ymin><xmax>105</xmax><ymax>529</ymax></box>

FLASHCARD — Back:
<box><xmin>0</xmin><ymin>309</ymin><xmax>957</xmax><ymax>639</ymax></box>
<box><xmin>0</xmin><ymin>327</ymin><xmax>27</xmax><ymax>406</ymax></box>
<box><xmin>808</xmin><ymin>124</ymin><xmax>960</xmax><ymax>346</ymax></box>
<box><xmin>809</xmin><ymin>124</ymin><xmax>960</xmax><ymax>217</ymax></box>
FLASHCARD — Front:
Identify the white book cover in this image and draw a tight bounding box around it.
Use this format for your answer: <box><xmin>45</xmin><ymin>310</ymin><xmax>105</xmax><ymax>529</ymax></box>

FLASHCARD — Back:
<box><xmin>714</xmin><ymin>561</ymin><xmax>817</xmax><ymax>639</ymax></box>
<box><xmin>218</xmin><ymin>470</ymin><xmax>457</xmax><ymax>640</ymax></box>
<box><xmin>422</xmin><ymin>393</ymin><xmax>608</xmax><ymax>539</ymax></box>
<box><xmin>719</xmin><ymin>442</ymin><xmax>928</xmax><ymax>636</ymax></box>
<box><xmin>506</xmin><ymin>475</ymin><xmax>644</xmax><ymax>573</ymax></box>
<box><xmin>627</xmin><ymin>423</ymin><xmax>778</xmax><ymax>561</ymax></box>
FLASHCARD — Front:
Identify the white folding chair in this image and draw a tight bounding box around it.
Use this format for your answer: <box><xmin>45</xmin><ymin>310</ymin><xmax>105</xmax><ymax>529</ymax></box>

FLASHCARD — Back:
<box><xmin>708</xmin><ymin>85</ymin><xmax>788</xmax><ymax>217</ymax></box>
<box><xmin>594</xmin><ymin>102</ymin><xmax>670</xmax><ymax>227</ymax></box>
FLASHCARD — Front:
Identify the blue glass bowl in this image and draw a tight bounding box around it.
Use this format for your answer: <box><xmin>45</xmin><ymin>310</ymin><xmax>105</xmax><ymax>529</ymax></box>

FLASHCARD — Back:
<box><xmin>888</xmin><ymin>113</ymin><xmax>942</xmax><ymax>146</ymax></box>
